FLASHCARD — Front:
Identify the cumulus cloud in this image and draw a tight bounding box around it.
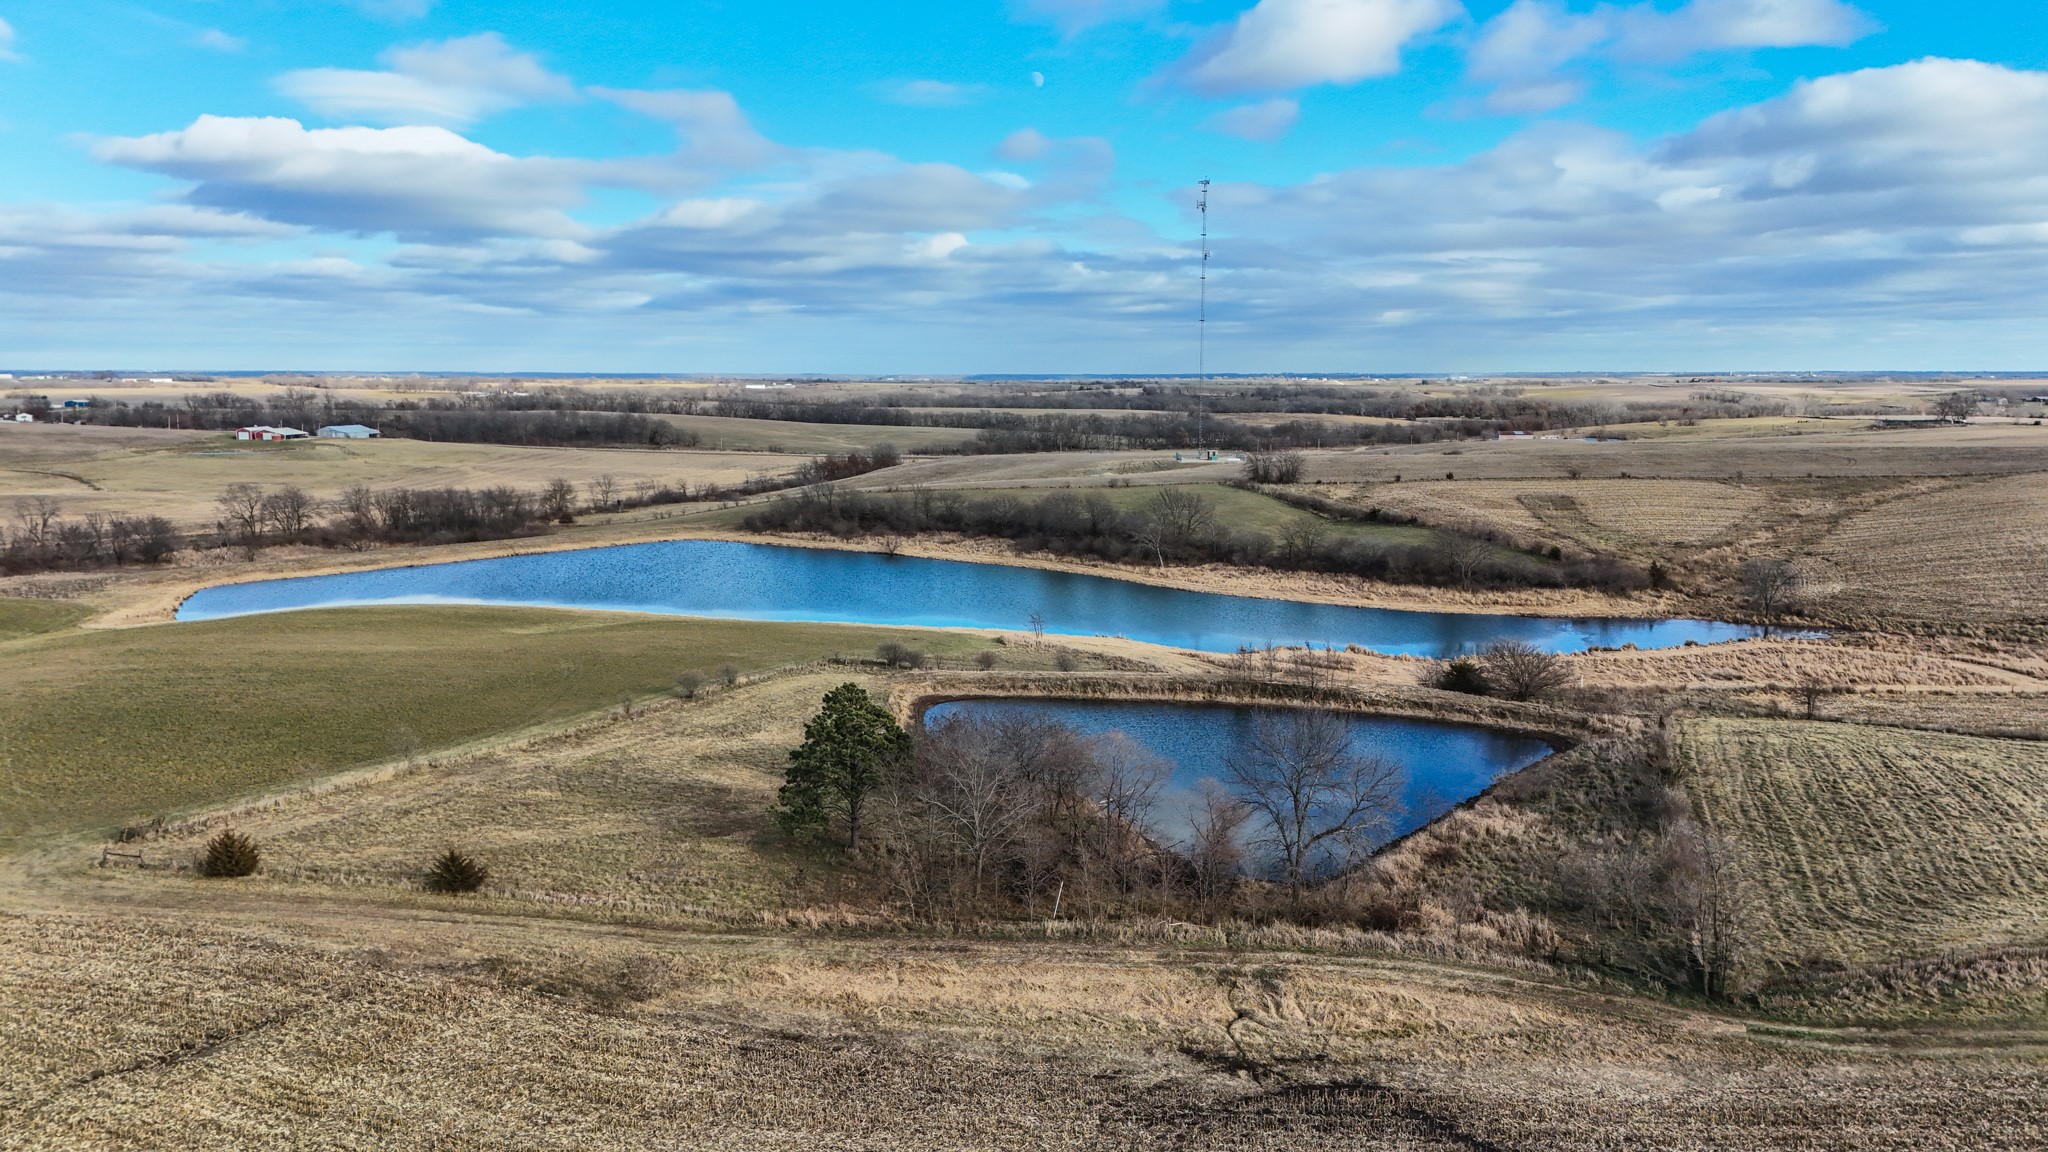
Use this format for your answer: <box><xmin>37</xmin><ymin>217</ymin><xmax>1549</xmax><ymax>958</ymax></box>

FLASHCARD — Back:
<box><xmin>1467</xmin><ymin>0</ymin><xmax>1878</xmax><ymax>112</ymax></box>
<box><xmin>25</xmin><ymin>58</ymin><xmax>2048</xmax><ymax>368</ymax></box>
<box><xmin>1205</xmin><ymin>98</ymin><xmax>1301</xmax><ymax>140</ymax></box>
<box><xmin>1224</xmin><ymin>58</ymin><xmax>2048</xmax><ymax>342</ymax></box>
<box><xmin>93</xmin><ymin>115</ymin><xmax>588</xmax><ymax>241</ymax></box>
<box><xmin>1180</xmin><ymin>0</ymin><xmax>1461</xmax><ymax>95</ymax></box>
<box><xmin>997</xmin><ymin>128</ymin><xmax>1055</xmax><ymax>161</ymax></box>
<box><xmin>276</xmin><ymin>33</ymin><xmax>575</xmax><ymax>126</ymax></box>
<box><xmin>1010</xmin><ymin>0</ymin><xmax>1165</xmax><ymax>34</ymax></box>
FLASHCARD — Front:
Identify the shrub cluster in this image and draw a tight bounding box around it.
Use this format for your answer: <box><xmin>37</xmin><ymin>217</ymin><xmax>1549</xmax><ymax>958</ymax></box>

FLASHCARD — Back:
<box><xmin>2</xmin><ymin>500</ymin><xmax>176</xmax><ymax>575</ymax></box>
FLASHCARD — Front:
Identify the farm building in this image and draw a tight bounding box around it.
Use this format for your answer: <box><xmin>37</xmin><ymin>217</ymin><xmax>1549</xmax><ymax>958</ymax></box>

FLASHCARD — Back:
<box><xmin>234</xmin><ymin>425</ymin><xmax>309</xmax><ymax>441</ymax></box>
<box><xmin>316</xmin><ymin>424</ymin><xmax>381</xmax><ymax>439</ymax></box>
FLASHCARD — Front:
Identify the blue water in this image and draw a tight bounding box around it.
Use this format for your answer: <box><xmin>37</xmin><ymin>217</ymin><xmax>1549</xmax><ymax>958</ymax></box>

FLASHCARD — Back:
<box><xmin>175</xmin><ymin>539</ymin><xmax>1760</xmax><ymax>657</ymax></box>
<box><xmin>923</xmin><ymin>699</ymin><xmax>1554</xmax><ymax>843</ymax></box>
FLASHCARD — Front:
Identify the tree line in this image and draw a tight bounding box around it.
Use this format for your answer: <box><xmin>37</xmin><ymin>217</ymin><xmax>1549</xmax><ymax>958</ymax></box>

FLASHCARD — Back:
<box><xmin>774</xmin><ymin>684</ymin><xmax>1407</xmax><ymax>922</ymax></box>
<box><xmin>65</xmin><ymin>393</ymin><xmax>698</xmax><ymax>448</ymax></box>
<box><xmin>742</xmin><ymin>484</ymin><xmax>1649</xmax><ymax>594</ymax></box>
<box><xmin>3</xmin><ymin>498</ymin><xmax>177</xmax><ymax>574</ymax></box>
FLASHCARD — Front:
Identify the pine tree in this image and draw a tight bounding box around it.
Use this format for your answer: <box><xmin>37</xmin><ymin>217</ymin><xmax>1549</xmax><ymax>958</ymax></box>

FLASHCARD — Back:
<box><xmin>775</xmin><ymin>682</ymin><xmax>909</xmax><ymax>851</ymax></box>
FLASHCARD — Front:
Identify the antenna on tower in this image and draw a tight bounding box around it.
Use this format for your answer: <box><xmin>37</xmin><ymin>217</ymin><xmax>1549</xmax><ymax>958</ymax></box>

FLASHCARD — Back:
<box><xmin>1197</xmin><ymin>178</ymin><xmax>1211</xmax><ymax>384</ymax></box>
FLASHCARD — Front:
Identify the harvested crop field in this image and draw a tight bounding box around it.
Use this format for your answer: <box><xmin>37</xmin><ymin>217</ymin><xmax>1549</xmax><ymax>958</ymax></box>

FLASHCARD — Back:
<box><xmin>2</xmin><ymin>909</ymin><xmax>2043</xmax><ymax>1150</ymax></box>
<box><xmin>1324</xmin><ymin>478</ymin><xmax>1772</xmax><ymax>553</ymax></box>
<box><xmin>1676</xmin><ymin>717</ymin><xmax>2048</xmax><ymax>968</ymax></box>
<box><xmin>1808</xmin><ymin>474</ymin><xmax>2048</xmax><ymax>626</ymax></box>
<box><xmin>0</xmin><ymin>425</ymin><xmax>810</xmax><ymax>528</ymax></box>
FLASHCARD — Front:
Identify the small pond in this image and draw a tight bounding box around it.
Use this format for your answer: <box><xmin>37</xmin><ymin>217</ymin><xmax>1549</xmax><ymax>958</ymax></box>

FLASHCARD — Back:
<box><xmin>922</xmin><ymin>698</ymin><xmax>1555</xmax><ymax>843</ymax></box>
<box><xmin>176</xmin><ymin>539</ymin><xmax>1761</xmax><ymax>657</ymax></box>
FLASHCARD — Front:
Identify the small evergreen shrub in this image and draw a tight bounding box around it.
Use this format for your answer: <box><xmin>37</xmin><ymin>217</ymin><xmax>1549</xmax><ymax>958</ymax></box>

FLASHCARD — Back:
<box><xmin>1433</xmin><ymin>658</ymin><xmax>1493</xmax><ymax>696</ymax></box>
<box><xmin>425</xmin><ymin>849</ymin><xmax>490</xmax><ymax>894</ymax></box>
<box><xmin>199</xmin><ymin>830</ymin><xmax>260</xmax><ymax>877</ymax></box>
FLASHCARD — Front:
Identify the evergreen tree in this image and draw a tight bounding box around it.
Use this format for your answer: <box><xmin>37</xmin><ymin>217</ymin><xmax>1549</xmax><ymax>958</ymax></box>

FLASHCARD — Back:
<box><xmin>776</xmin><ymin>682</ymin><xmax>909</xmax><ymax>851</ymax></box>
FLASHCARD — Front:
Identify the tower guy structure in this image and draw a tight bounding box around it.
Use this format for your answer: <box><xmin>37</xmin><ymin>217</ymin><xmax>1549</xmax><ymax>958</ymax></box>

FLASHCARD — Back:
<box><xmin>1197</xmin><ymin>178</ymin><xmax>1211</xmax><ymax>383</ymax></box>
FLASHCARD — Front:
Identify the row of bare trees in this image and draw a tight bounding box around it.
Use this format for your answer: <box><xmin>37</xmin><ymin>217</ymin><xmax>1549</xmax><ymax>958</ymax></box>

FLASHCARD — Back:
<box><xmin>774</xmin><ymin>685</ymin><xmax>1408</xmax><ymax>921</ymax></box>
<box><xmin>3</xmin><ymin>497</ymin><xmax>177</xmax><ymax>574</ymax></box>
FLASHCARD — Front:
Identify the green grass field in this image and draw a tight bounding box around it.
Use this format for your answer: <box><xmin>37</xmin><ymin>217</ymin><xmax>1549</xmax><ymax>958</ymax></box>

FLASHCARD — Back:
<box><xmin>0</xmin><ymin>598</ymin><xmax>92</xmax><ymax>642</ymax></box>
<box><xmin>0</xmin><ymin>607</ymin><xmax>1005</xmax><ymax>847</ymax></box>
<box><xmin>1677</xmin><ymin>717</ymin><xmax>2048</xmax><ymax>968</ymax></box>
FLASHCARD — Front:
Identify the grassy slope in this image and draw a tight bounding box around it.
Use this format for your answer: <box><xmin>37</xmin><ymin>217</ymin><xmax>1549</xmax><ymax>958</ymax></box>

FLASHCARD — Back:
<box><xmin>0</xmin><ymin>598</ymin><xmax>91</xmax><ymax>642</ymax></box>
<box><xmin>1677</xmin><ymin>717</ymin><xmax>2048</xmax><ymax>966</ymax></box>
<box><xmin>0</xmin><ymin>607</ymin><xmax>1002</xmax><ymax>846</ymax></box>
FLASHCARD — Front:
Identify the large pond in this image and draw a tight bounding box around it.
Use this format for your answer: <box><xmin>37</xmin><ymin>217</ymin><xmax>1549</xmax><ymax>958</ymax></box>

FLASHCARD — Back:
<box><xmin>176</xmin><ymin>539</ymin><xmax>1760</xmax><ymax>656</ymax></box>
<box><xmin>923</xmin><ymin>698</ymin><xmax>1555</xmax><ymax>843</ymax></box>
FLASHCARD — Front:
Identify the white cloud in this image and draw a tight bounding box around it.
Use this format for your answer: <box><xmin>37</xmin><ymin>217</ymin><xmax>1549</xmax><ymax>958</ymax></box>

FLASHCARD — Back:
<box><xmin>1620</xmin><ymin>0</ymin><xmax>1877</xmax><ymax>57</ymax></box>
<box><xmin>0</xmin><ymin>17</ymin><xmax>22</xmax><ymax>62</ymax></box>
<box><xmin>1466</xmin><ymin>0</ymin><xmax>1878</xmax><ymax>113</ymax></box>
<box><xmin>193</xmin><ymin>29</ymin><xmax>246</xmax><ymax>54</ymax></box>
<box><xmin>1181</xmin><ymin>0</ymin><xmax>1462</xmax><ymax>95</ymax></box>
<box><xmin>94</xmin><ymin>115</ymin><xmax>588</xmax><ymax>241</ymax></box>
<box><xmin>593</xmin><ymin>88</ymin><xmax>784</xmax><ymax>170</ymax></box>
<box><xmin>1224</xmin><ymin>58</ymin><xmax>2048</xmax><ymax>344</ymax></box>
<box><xmin>1205</xmin><ymin>98</ymin><xmax>1301</xmax><ymax>140</ymax></box>
<box><xmin>1010</xmin><ymin>0</ymin><xmax>1165</xmax><ymax>34</ymax></box>
<box><xmin>1467</xmin><ymin>0</ymin><xmax>1606</xmax><ymax>112</ymax></box>
<box><xmin>28</xmin><ymin>58</ymin><xmax>2048</xmax><ymax>370</ymax></box>
<box><xmin>997</xmin><ymin>128</ymin><xmax>1055</xmax><ymax>161</ymax></box>
<box><xmin>276</xmin><ymin>33</ymin><xmax>575</xmax><ymax>126</ymax></box>
<box><xmin>881</xmin><ymin>79</ymin><xmax>981</xmax><ymax>107</ymax></box>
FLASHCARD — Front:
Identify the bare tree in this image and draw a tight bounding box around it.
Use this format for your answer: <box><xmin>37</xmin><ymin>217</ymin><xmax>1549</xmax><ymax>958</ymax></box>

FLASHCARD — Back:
<box><xmin>1435</xmin><ymin>534</ymin><xmax>1493</xmax><ymax>589</ymax></box>
<box><xmin>215</xmin><ymin>483</ymin><xmax>266</xmax><ymax>547</ymax></box>
<box><xmin>1243</xmin><ymin>450</ymin><xmax>1306</xmax><ymax>485</ymax></box>
<box><xmin>587</xmin><ymin>474</ymin><xmax>619</xmax><ymax>511</ymax></box>
<box><xmin>1225</xmin><ymin>709</ymin><xmax>1405</xmax><ymax>905</ymax></box>
<box><xmin>1739</xmin><ymin>558</ymin><xmax>1803</xmax><ymax>630</ymax></box>
<box><xmin>12</xmin><ymin>496</ymin><xmax>63</xmax><ymax>548</ymax></box>
<box><xmin>1479</xmin><ymin>639</ymin><xmax>1571</xmax><ymax>702</ymax></box>
<box><xmin>260</xmin><ymin>485</ymin><xmax>316</xmax><ymax>538</ymax></box>
<box><xmin>1185</xmin><ymin>782</ymin><xmax>1250</xmax><ymax>919</ymax></box>
<box><xmin>541</xmin><ymin>477</ymin><xmax>578</xmax><ymax>521</ymax></box>
<box><xmin>1276</xmin><ymin>517</ymin><xmax>1329</xmax><ymax>565</ymax></box>
<box><xmin>1662</xmin><ymin>818</ymin><xmax>1751</xmax><ymax>999</ymax></box>
<box><xmin>1086</xmin><ymin>733</ymin><xmax>1169</xmax><ymax>901</ymax></box>
<box><xmin>910</xmin><ymin>715</ymin><xmax>1039</xmax><ymax>899</ymax></box>
<box><xmin>1930</xmin><ymin>390</ymin><xmax>1978</xmax><ymax>423</ymax></box>
<box><xmin>1792</xmin><ymin>668</ymin><xmax>1837</xmax><ymax>720</ymax></box>
<box><xmin>1129</xmin><ymin>516</ymin><xmax>1170</xmax><ymax>569</ymax></box>
<box><xmin>1150</xmin><ymin>487</ymin><xmax>1217</xmax><ymax>545</ymax></box>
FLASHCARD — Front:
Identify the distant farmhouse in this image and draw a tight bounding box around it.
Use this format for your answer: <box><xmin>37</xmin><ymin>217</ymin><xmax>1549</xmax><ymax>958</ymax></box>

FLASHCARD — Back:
<box><xmin>234</xmin><ymin>425</ymin><xmax>309</xmax><ymax>441</ymax></box>
<box><xmin>316</xmin><ymin>424</ymin><xmax>381</xmax><ymax>439</ymax></box>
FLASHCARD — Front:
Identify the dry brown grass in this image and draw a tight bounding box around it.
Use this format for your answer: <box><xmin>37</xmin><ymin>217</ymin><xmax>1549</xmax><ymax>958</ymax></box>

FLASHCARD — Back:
<box><xmin>0</xmin><ymin>424</ymin><xmax>810</xmax><ymax>528</ymax></box>
<box><xmin>1808</xmin><ymin>474</ymin><xmax>2048</xmax><ymax>626</ymax></box>
<box><xmin>1677</xmin><ymin>717</ymin><xmax>2048</xmax><ymax>968</ymax></box>
<box><xmin>2</xmin><ymin>907</ymin><xmax>2042</xmax><ymax>1150</ymax></box>
<box><xmin>118</xmin><ymin>671</ymin><xmax>864</xmax><ymax>920</ymax></box>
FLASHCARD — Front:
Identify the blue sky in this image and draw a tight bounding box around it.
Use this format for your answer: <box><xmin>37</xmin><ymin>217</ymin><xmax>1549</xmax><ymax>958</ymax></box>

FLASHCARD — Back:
<box><xmin>1</xmin><ymin>1</ymin><xmax>2044</xmax><ymax>372</ymax></box>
